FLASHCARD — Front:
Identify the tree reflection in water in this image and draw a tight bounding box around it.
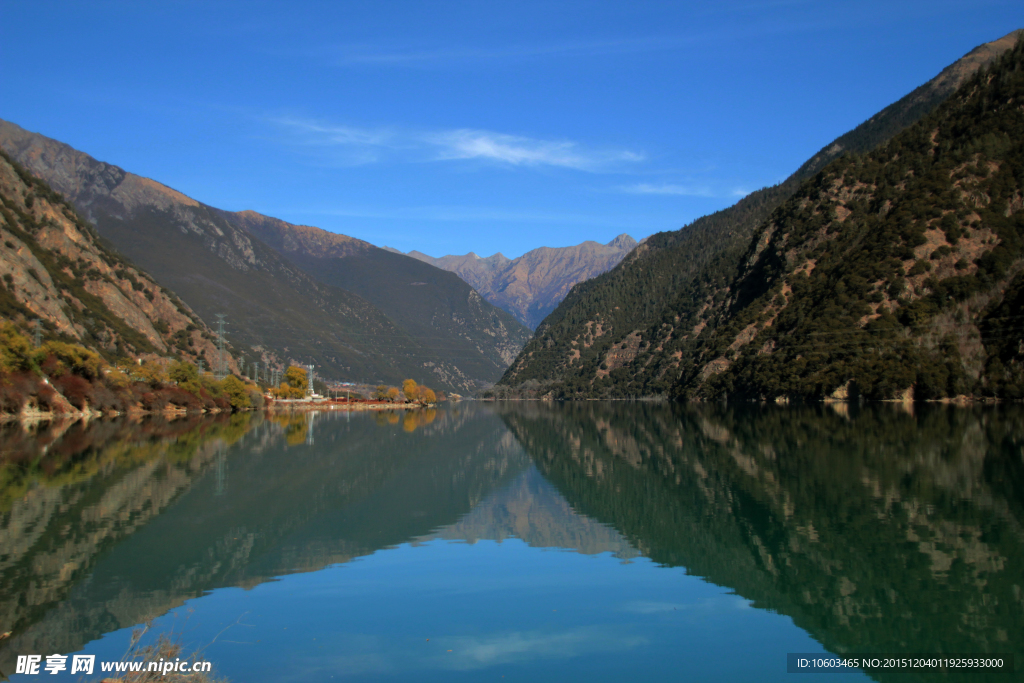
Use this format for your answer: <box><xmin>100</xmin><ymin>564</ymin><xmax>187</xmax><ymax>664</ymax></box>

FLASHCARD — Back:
<box><xmin>497</xmin><ymin>401</ymin><xmax>1024</xmax><ymax>679</ymax></box>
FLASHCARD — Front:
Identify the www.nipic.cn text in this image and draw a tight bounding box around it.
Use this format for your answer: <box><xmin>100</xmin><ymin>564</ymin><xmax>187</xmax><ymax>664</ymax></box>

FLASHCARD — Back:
<box><xmin>16</xmin><ymin>654</ymin><xmax>212</xmax><ymax>675</ymax></box>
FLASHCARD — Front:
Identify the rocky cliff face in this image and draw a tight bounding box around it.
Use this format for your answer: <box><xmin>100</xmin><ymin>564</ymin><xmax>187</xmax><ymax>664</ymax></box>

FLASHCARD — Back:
<box><xmin>0</xmin><ymin>149</ymin><xmax>223</xmax><ymax>364</ymax></box>
<box><xmin>405</xmin><ymin>234</ymin><xmax>638</xmax><ymax>329</ymax></box>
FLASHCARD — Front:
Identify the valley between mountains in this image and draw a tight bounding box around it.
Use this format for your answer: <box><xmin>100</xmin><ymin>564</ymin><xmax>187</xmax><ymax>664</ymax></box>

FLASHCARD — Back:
<box><xmin>2</xmin><ymin>29</ymin><xmax>1023</xmax><ymax>403</ymax></box>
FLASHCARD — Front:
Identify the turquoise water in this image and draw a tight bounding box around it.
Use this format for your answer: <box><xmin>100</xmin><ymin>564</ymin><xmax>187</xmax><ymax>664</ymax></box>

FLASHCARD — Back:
<box><xmin>1</xmin><ymin>403</ymin><xmax>1021</xmax><ymax>681</ymax></box>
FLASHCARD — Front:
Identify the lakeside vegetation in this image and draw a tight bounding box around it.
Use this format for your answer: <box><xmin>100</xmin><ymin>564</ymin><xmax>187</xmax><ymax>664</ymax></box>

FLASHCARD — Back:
<box><xmin>1</xmin><ymin>321</ymin><xmax>260</xmax><ymax>417</ymax></box>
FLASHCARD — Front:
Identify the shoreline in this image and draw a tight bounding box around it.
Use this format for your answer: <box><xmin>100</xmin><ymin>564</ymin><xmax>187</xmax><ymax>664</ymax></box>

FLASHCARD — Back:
<box><xmin>0</xmin><ymin>398</ymin><xmax>433</xmax><ymax>424</ymax></box>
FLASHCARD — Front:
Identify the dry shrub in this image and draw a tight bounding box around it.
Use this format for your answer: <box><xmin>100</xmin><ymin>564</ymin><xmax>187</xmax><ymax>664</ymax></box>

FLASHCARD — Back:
<box><xmin>162</xmin><ymin>386</ymin><xmax>202</xmax><ymax>410</ymax></box>
<box><xmin>39</xmin><ymin>354</ymin><xmax>66</xmax><ymax>377</ymax></box>
<box><xmin>0</xmin><ymin>372</ymin><xmax>34</xmax><ymax>412</ymax></box>
<box><xmin>54</xmin><ymin>374</ymin><xmax>91</xmax><ymax>409</ymax></box>
<box><xmin>140</xmin><ymin>391</ymin><xmax>165</xmax><ymax>411</ymax></box>
<box><xmin>88</xmin><ymin>382</ymin><xmax>125</xmax><ymax>413</ymax></box>
<box><xmin>32</xmin><ymin>382</ymin><xmax>58</xmax><ymax>412</ymax></box>
<box><xmin>106</xmin><ymin>625</ymin><xmax>226</xmax><ymax>683</ymax></box>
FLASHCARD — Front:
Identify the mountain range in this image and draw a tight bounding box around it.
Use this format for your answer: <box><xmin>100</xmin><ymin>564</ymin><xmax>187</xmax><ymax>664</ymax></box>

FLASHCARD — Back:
<box><xmin>499</xmin><ymin>28</ymin><xmax>1024</xmax><ymax>401</ymax></box>
<box><xmin>0</xmin><ymin>120</ymin><xmax>531</xmax><ymax>392</ymax></box>
<box><xmin>393</xmin><ymin>233</ymin><xmax>639</xmax><ymax>329</ymax></box>
<box><xmin>4</xmin><ymin>29</ymin><xmax>1021</xmax><ymax>399</ymax></box>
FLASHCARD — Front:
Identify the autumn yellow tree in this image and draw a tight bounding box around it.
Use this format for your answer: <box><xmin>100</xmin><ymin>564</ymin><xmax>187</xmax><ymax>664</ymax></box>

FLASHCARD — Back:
<box><xmin>169</xmin><ymin>360</ymin><xmax>202</xmax><ymax>397</ymax></box>
<box><xmin>420</xmin><ymin>387</ymin><xmax>436</xmax><ymax>404</ymax></box>
<box><xmin>284</xmin><ymin>365</ymin><xmax>307</xmax><ymax>391</ymax></box>
<box><xmin>36</xmin><ymin>341</ymin><xmax>103</xmax><ymax>379</ymax></box>
<box><xmin>270</xmin><ymin>365</ymin><xmax>308</xmax><ymax>398</ymax></box>
<box><xmin>0</xmin><ymin>322</ymin><xmax>33</xmax><ymax>373</ymax></box>
<box><xmin>402</xmin><ymin>379</ymin><xmax>419</xmax><ymax>401</ymax></box>
<box><xmin>273</xmin><ymin>382</ymin><xmax>305</xmax><ymax>399</ymax></box>
<box><xmin>221</xmin><ymin>375</ymin><xmax>252</xmax><ymax>409</ymax></box>
<box><xmin>136</xmin><ymin>360</ymin><xmax>168</xmax><ymax>387</ymax></box>
<box><xmin>386</xmin><ymin>387</ymin><xmax>400</xmax><ymax>402</ymax></box>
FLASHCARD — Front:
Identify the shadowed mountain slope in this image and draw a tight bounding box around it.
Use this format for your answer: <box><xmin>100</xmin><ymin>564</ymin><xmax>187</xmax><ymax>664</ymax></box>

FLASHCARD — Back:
<box><xmin>227</xmin><ymin>210</ymin><xmax>531</xmax><ymax>388</ymax></box>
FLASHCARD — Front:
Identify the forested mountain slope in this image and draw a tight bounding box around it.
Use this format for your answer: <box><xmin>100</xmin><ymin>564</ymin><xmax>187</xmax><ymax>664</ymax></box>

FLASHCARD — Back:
<box><xmin>499</xmin><ymin>29</ymin><xmax>1022</xmax><ymax>398</ymax></box>
<box><xmin>403</xmin><ymin>234</ymin><xmax>638</xmax><ymax>329</ymax></box>
<box><xmin>676</xmin><ymin>39</ymin><xmax>1024</xmax><ymax>400</ymax></box>
<box><xmin>0</xmin><ymin>149</ymin><xmax>225</xmax><ymax>366</ymax></box>
<box><xmin>0</xmin><ymin>120</ymin><xmax>526</xmax><ymax>392</ymax></box>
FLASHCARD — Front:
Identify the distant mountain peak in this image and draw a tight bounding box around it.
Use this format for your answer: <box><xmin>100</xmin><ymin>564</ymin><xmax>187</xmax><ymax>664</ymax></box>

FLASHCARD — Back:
<box><xmin>411</xmin><ymin>236</ymin><xmax>642</xmax><ymax>329</ymax></box>
<box><xmin>606</xmin><ymin>234</ymin><xmax>637</xmax><ymax>250</ymax></box>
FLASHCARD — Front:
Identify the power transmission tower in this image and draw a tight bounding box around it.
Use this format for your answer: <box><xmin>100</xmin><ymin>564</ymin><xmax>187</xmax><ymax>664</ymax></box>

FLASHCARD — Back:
<box><xmin>214</xmin><ymin>314</ymin><xmax>228</xmax><ymax>380</ymax></box>
<box><xmin>32</xmin><ymin>319</ymin><xmax>42</xmax><ymax>348</ymax></box>
<box><xmin>307</xmin><ymin>363</ymin><xmax>314</xmax><ymax>398</ymax></box>
<box><xmin>255</xmin><ymin>361</ymin><xmax>260</xmax><ymax>384</ymax></box>
<box><xmin>198</xmin><ymin>359</ymin><xmax>205</xmax><ymax>375</ymax></box>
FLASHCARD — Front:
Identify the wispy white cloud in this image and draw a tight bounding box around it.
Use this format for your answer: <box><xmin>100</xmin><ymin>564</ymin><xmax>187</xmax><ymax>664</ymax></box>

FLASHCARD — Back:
<box><xmin>322</xmin><ymin>16</ymin><xmax>834</xmax><ymax>69</ymax></box>
<box><xmin>311</xmin><ymin>12</ymin><xmax>839</xmax><ymax>70</ymax></box>
<box><xmin>439</xmin><ymin>628</ymin><xmax>646</xmax><ymax>670</ymax></box>
<box><xmin>287</xmin><ymin>627</ymin><xmax>646</xmax><ymax>678</ymax></box>
<box><xmin>619</xmin><ymin>182</ymin><xmax>752</xmax><ymax>199</ymax></box>
<box><xmin>327</xmin><ymin>37</ymin><xmax>684</xmax><ymax>67</ymax></box>
<box><xmin>622</xmin><ymin>595</ymin><xmax>752</xmax><ymax>615</ymax></box>
<box><xmin>619</xmin><ymin>183</ymin><xmax>716</xmax><ymax>197</ymax></box>
<box><xmin>271</xmin><ymin>117</ymin><xmax>643</xmax><ymax>172</ymax></box>
<box><xmin>287</xmin><ymin>204</ymin><xmax>653</xmax><ymax>230</ymax></box>
<box><xmin>622</xmin><ymin>600</ymin><xmax>691</xmax><ymax>614</ymax></box>
<box><xmin>429</xmin><ymin>129</ymin><xmax>643</xmax><ymax>170</ymax></box>
<box><xmin>275</xmin><ymin>118</ymin><xmax>395</xmax><ymax>147</ymax></box>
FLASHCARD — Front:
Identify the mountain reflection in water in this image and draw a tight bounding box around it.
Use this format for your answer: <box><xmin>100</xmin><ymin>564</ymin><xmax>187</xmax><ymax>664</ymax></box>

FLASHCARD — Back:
<box><xmin>496</xmin><ymin>401</ymin><xmax>1024</xmax><ymax>679</ymax></box>
<box><xmin>0</xmin><ymin>402</ymin><xmax>1021</xmax><ymax>681</ymax></box>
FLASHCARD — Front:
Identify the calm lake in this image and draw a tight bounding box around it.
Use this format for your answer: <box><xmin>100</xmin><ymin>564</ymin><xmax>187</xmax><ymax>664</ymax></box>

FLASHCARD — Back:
<box><xmin>1</xmin><ymin>402</ymin><xmax>1022</xmax><ymax>682</ymax></box>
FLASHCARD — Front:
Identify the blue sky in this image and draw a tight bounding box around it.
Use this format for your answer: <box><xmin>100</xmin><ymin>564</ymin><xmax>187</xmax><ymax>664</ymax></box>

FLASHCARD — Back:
<box><xmin>2</xmin><ymin>1</ymin><xmax>1022</xmax><ymax>258</ymax></box>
